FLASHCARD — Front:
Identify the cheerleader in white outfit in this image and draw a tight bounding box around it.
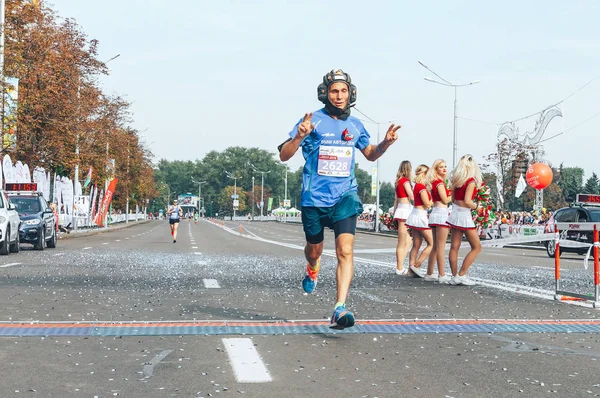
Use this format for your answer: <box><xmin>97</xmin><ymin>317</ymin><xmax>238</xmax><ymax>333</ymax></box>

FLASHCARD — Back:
<box><xmin>392</xmin><ymin>161</ymin><xmax>414</xmax><ymax>275</ymax></box>
<box><xmin>423</xmin><ymin>159</ymin><xmax>452</xmax><ymax>283</ymax></box>
<box><xmin>446</xmin><ymin>154</ymin><xmax>483</xmax><ymax>286</ymax></box>
<box><xmin>406</xmin><ymin>164</ymin><xmax>433</xmax><ymax>278</ymax></box>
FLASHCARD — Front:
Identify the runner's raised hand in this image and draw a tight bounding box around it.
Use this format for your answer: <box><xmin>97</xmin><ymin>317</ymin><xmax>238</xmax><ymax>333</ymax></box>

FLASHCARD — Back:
<box><xmin>384</xmin><ymin>123</ymin><xmax>401</xmax><ymax>144</ymax></box>
<box><xmin>297</xmin><ymin>113</ymin><xmax>314</xmax><ymax>138</ymax></box>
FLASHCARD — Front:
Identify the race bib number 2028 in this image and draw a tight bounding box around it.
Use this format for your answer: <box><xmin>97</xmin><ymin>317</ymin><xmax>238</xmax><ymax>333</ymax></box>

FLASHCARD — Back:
<box><xmin>317</xmin><ymin>146</ymin><xmax>352</xmax><ymax>177</ymax></box>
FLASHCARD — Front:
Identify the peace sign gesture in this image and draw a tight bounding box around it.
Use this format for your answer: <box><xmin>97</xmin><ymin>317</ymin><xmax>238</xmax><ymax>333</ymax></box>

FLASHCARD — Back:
<box><xmin>297</xmin><ymin>113</ymin><xmax>314</xmax><ymax>138</ymax></box>
<box><xmin>383</xmin><ymin>123</ymin><xmax>401</xmax><ymax>144</ymax></box>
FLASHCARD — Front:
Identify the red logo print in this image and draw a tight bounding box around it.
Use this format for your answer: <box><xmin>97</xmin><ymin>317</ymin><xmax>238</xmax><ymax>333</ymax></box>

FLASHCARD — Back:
<box><xmin>341</xmin><ymin>128</ymin><xmax>353</xmax><ymax>141</ymax></box>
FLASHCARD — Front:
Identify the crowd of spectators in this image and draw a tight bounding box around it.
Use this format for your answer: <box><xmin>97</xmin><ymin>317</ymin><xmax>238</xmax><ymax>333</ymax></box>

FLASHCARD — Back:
<box><xmin>492</xmin><ymin>210</ymin><xmax>552</xmax><ymax>225</ymax></box>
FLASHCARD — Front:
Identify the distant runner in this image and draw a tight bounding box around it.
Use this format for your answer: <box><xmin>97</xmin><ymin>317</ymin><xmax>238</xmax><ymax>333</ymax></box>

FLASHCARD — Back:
<box><xmin>166</xmin><ymin>199</ymin><xmax>183</xmax><ymax>243</ymax></box>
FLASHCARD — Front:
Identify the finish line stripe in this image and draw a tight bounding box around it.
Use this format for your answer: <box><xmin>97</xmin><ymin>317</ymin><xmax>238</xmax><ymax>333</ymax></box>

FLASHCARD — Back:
<box><xmin>1</xmin><ymin>319</ymin><xmax>600</xmax><ymax>336</ymax></box>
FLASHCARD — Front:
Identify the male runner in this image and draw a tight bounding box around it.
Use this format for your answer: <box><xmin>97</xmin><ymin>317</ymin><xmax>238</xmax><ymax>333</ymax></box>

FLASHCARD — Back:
<box><xmin>279</xmin><ymin>69</ymin><xmax>400</xmax><ymax>329</ymax></box>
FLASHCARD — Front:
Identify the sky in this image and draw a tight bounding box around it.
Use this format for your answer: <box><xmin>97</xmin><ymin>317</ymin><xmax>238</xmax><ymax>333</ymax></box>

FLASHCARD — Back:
<box><xmin>47</xmin><ymin>0</ymin><xmax>600</xmax><ymax>186</ymax></box>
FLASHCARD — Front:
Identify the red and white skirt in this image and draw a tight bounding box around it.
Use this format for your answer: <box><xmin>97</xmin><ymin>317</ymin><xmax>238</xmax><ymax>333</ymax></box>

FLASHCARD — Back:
<box><xmin>393</xmin><ymin>203</ymin><xmax>412</xmax><ymax>221</ymax></box>
<box><xmin>406</xmin><ymin>208</ymin><xmax>430</xmax><ymax>230</ymax></box>
<box><xmin>446</xmin><ymin>205</ymin><xmax>475</xmax><ymax>230</ymax></box>
<box><xmin>429</xmin><ymin>207</ymin><xmax>449</xmax><ymax>228</ymax></box>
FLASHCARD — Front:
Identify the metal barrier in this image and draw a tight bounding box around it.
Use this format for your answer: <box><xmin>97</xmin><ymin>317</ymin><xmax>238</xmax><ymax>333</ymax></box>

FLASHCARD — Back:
<box><xmin>554</xmin><ymin>222</ymin><xmax>600</xmax><ymax>307</ymax></box>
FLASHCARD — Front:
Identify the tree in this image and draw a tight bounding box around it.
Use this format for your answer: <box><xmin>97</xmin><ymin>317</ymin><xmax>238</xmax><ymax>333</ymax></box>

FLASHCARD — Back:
<box><xmin>379</xmin><ymin>182</ymin><xmax>395</xmax><ymax>212</ymax></box>
<box><xmin>520</xmin><ymin>182</ymin><xmax>567</xmax><ymax>211</ymax></box>
<box><xmin>355</xmin><ymin>162</ymin><xmax>374</xmax><ymax>204</ymax></box>
<box><xmin>484</xmin><ymin>138</ymin><xmax>534</xmax><ymax>210</ymax></box>
<box><xmin>218</xmin><ymin>186</ymin><xmax>247</xmax><ymax>215</ymax></box>
<box><xmin>584</xmin><ymin>173</ymin><xmax>600</xmax><ymax>195</ymax></box>
<box><xmin>557</xmin><ymin>164</ymin><xmax>584</xmax><ymax>202</ymax></box>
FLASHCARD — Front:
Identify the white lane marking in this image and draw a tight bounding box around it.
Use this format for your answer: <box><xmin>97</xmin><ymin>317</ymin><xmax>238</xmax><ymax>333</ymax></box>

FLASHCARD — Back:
<box><xmin>142</xmin><ymin>350</ymin><xmax>173</xmax><ymax>379</ymax></box>
<box><xmin>0</xmin><ymin>262</ymin><xmax>21</xmax><ymax>268</ymax></box>
<box><xmin>203</xmin><ymin>279</ymin><xmax>220</xmax><ymax>288</ymax></box>
<box><xmin>102</xmin><ymin>242</ymin><xmax>109</xmax><ymax>245</ymax></box>
<box><xmin>194</xmin><ymin>252</ymin><xmax>202</xmax><ymax>255</ymax></box>
<box><xmin>222</xmin><ymin>338</ymin><xmax>272</xmax><ymax>383</ymax></box>
<box><xmin>115</xmin><ymin>239</ymin><xmax>121</xmax><ymax>242</ymax></box>
<box><xmin>83</xmin><ymin>247</ymin><xmax>92</xmax><ymax>250</ymax></box>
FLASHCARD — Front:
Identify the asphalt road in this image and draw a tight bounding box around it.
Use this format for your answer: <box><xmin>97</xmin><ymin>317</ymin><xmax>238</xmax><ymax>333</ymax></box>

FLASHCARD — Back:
<box><xmin>0</xmin><ymin>219</ymin><xmax>599</xmax><ymax>398</ymax></box>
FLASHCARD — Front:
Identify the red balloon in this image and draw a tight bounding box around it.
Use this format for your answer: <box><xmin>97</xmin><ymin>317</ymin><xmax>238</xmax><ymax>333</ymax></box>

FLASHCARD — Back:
<box><xmin>526</xmin><ymin>163</ymin><xmax>553</xmax><ymax>190</ymax></box>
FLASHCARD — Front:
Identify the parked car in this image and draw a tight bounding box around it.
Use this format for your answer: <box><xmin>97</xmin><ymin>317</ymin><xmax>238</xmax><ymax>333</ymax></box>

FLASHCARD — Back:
<box><xmin>544</xmin><ymin>201</ymin><xmax>600</xmax><ymax>257</ymax></box>
<box><xmin>0</xmin><ymin>190</ymin><xmax>21</xmax><ymax>254</ymax></box>
<box><xmin>8</xmin><ymin>191</ymin><xmax>57</xmax><ymax>250</ymax></box>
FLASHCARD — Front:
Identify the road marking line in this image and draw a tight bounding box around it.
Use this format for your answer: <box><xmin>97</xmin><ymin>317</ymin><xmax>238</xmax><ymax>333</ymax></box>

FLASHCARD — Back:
<box><xmin>142</xmin><ymin>350</ymin><xmax>173</xmax><ymax>379</ymax></box>
<box><xmin>102</xmin><ymin>242</ymin><xmax>109</xmax><ymax>245</ymax></box>
<box><xmin>203</xmin><ymin>279</ymin><xmax>220</xmax><ymax>288</ymax></box>
<box><xmin>192</xmin><ymin>246</ymin><xmax>198</xmax><ymax>249</ymax></box>
<box><xmin>0</xmin><ymin>262</ymin><xmax>21</xmax><ymax>268</ymax></box>
<box><xmin>194</xmin><ymin>252</ymin><xmax>202</xmax><ymax>255</ymax></box>
<box><xmin>222</xmin><ymin>338</ymin><xmax>272</xmax><ymax>383</ymax></box>
<box><xmin>115</xmin><ymin>239</ymin><xmax>121</xmax><ymax>242</ymax></box>
<box><xmin>83</xmin><ymin>247</ymin><xmax>92</xmax><ymax>250</ymax></box>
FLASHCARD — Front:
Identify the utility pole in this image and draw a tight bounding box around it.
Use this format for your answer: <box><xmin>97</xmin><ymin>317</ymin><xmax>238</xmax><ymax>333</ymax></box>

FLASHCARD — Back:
<box><xmin>225</xmin><ymin>171</ymin><xmax>241</xmax><ymax>219</ymax></box>
<box><xmin>247</xmin><ymin>162</ymin><xmax>270</xmax><ymax>220</ymax></box>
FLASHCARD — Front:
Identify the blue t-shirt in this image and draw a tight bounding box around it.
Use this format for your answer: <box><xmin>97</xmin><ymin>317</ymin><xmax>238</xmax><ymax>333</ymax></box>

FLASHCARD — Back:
<box><xmin>289</xmin><ymin>108</ymin><xmax>371</xmax><ymax>207</ymax></box>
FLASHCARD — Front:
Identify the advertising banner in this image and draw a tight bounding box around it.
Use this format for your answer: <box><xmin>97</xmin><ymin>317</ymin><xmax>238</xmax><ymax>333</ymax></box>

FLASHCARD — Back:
<box><xmin>94</xmin><ymin>178</ymin><xmax>118</xmax><ymax>227</ymax></box>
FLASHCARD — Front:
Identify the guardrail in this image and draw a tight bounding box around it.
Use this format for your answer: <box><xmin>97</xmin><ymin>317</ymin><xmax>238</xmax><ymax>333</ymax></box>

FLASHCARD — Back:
<box><xmin>58</xmin><ymin>213</ymin><xmax>148</xmax><ymax>229</ymax></box>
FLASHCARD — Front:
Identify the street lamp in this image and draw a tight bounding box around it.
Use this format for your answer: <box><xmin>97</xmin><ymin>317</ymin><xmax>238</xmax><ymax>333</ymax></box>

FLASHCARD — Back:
<box><xmin>418</xmin><ymin>60</ymin><xmax>480</xmax><ymax>169</ymax></box>
<box><xmin>224</xmin><ymin>171</ymin><xmax>241</xmax><ymax>219</ymax></box>
<box><xmin>361</xmin><ymin>119</ymin><xmax>395</xmax><ymax>233</ymax></box>
<box><xmin>247</xmin><ymin>162</ymin><xmax>271</xmax><ymax>220</ymax></box>
<box><xmin>192</xmin><ymin>178</ymin><xmax>207</xmax><ymax>217</ymax></box>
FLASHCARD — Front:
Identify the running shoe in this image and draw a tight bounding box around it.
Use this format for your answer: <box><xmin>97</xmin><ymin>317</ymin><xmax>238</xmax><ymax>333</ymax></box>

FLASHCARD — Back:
<box><xmin>424</xmin><ymin>274</ymin><xmax>438</xmax><ymax>282</ymax></box>
<box><xmin>329</xmin><ymin>305</ymin><xmax>355</xmax><ymax>330</ymax></box>
<box><xmin>438</xmin><ymin>275</ymin><xmax>451</xmax><ymax>284</ymax></box>
<box><xmin>302</xmin><ymin>258</ymin><xmax>321</xmax><ymax>293</ymax></box>
<box><xmin>409</xmin><ymin>265</ymin><xmax>426</xmax><ymax>278</ymax></box>
<box><xmin>450</xmin><ymin>275</ymin><xmax>475</xmax><ymax>286</ymax></box>
<box><xmin>395</xmin><ymin>268</ymin><xmax>408</xmax><ymax>276</ymax></box>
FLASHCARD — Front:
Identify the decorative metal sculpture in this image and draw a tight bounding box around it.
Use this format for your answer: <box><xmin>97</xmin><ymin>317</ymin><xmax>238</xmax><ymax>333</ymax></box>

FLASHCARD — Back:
<box><xmin>497</xmin><ymin>106</ymin><xmax>563</xmax><ymax>145</ymax></box>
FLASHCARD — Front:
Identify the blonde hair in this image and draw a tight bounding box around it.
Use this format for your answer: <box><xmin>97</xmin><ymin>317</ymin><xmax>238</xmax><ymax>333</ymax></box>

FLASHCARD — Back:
<box><xmin>450</xmin><ymin>154</ymin><xmax>482</xmax><ymax>189</ymax></box>
<box><xmin>426</xmin><ymin>159</ymin><xmax>446</xmax><ymax>191</ymax></box>
<box><xmin>395</xmin><ymin>160</ymin><xmax>412</xmax><ymax>189</ymax></box>
<box><xmin>413</xmin><ymin>164</ymin><xmax>429</xmax><ymax>185</ymax></box>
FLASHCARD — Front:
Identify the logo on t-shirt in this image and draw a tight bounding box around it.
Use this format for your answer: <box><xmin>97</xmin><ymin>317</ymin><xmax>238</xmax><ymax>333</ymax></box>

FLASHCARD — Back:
<box><xmin>341</xmin><ymin>128</ymin><xmax>353</xmax><ymax>141</ymax></box>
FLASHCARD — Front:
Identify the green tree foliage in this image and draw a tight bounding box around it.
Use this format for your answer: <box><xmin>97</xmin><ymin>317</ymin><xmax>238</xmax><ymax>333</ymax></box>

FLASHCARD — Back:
<box><xmin>354</xmin><ymin>162</ymin><xmax>374</xmax><ymax>204</ymax></box>
<box><xmin>557</xmin><ymin>164</ymin><xmax>584</xmax><ymax>202</ymax></box>
<box><xmin>219</xmin><ymin>186</ymin><xmax>247</xmax><ymax>215</ymax></box>
<box><xmin>584</xmin><ymin>173</ymin><xmax>600</xmax><ymax>195</ymax></box>
<box><xmin>520</xmin><ymin>182</ymin><xmax>567</xmax><ymax>211</ymax></box>
<box><xmin>379</xmin><ymin>182</ymin><xmax>395</xmax><ymax>212</ymax></box>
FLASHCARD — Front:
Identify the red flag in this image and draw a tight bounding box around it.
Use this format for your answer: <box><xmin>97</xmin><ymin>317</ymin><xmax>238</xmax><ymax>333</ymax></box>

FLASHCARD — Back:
<box><xmin>94</xmin><ymin>179</ymin><xmax>118</xmax><ymax>227</ymax></box>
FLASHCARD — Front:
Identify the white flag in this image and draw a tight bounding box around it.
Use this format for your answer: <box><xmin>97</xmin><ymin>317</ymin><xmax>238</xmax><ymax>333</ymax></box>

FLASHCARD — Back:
<box><xmin>515</xmin><ymin>173</ymin><xmax>527</xmax><ymax>198</ymax></box>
